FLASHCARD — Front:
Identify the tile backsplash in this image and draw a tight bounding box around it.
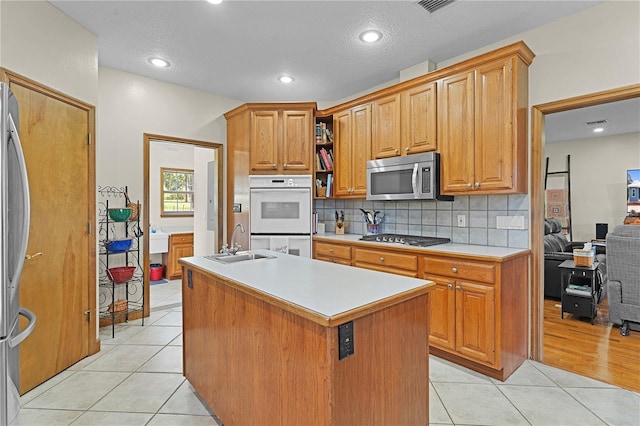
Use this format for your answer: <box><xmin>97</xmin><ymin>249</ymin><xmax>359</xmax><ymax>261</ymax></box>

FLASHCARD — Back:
<box><xmin>314</xmin><ymin>194</ymin><xmax>529</xmax><ymax>249</ymax></box>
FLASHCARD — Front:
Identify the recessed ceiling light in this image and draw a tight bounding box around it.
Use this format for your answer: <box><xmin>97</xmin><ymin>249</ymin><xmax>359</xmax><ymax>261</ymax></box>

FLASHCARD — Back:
<box><xmin>149</xmin><ymin>57</ymin><xmax>170</xmax><ymax>68</ymax></box>
<box><xmin>206</xmin><ymin>0</ymin><xmax>222</xmax><ymax>4</ymax></box>
<box><xmin>359</xmin><ymin>30</ymin><xmax>382</xmax><ymax>43</ymax></box>
<box><xmin>593</xmin><ymin>127</ymin><xmax>605</xmax><ymax>133</ymax></box>
<box><xmin>279</xmin><ymin>75</ymin><xmax>294</xmax><ymax>84</ymax></box>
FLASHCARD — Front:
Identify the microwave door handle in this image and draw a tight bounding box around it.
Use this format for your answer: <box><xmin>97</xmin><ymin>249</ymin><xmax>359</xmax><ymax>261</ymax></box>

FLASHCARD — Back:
<box><xmin>411</xmin><ymin>163</ymin><xmax>419</xmax><ymax>199</ymax></box>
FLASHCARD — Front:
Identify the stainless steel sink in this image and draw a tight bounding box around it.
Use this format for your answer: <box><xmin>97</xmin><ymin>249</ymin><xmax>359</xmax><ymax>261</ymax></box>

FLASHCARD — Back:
<box><xmin>205</xmin><ymin>252</ymin><xmax>275</xmax><ymax>264</ymax></box>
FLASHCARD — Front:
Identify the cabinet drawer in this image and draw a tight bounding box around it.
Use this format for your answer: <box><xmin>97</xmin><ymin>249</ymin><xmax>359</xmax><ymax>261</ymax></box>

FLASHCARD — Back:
<box><xmin>171</xmin><ymin>233</ymin><xmax>194</xmax><ymax>244</ymax></box>
<box><xmin>315</xmin><ymin>242</ymin><xmax>351</xmax><ymax>260</ymax></box>
<box><xmin>424</xmin><ymin>256</ymin><xmax>495</xmax><ymax>284</ymax></box>
<box><xmin>355</xmin><ymin>248</ymin><xmax>417</xmax><ymax>272</ymax></box>
<box><xmin>316</xmin><ymin>255</ymin><xmax>352</xmax><ymax>266</ymax></box>
<box><xmin>562</xmin><ymin>294</ymin><xmax>594</xmax><ymax>318</ymax></box>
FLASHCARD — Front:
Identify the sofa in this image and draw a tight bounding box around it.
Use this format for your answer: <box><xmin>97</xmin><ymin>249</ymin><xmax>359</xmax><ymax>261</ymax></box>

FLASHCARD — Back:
<box><xmin>605</xmin><ymin>225</ymin><xmax>640</xmax><ymax>336</ymax></box>
<box><xmin>543</xmin><ymin>218</ymin><xmax>607</xmax><ymax>301</ymax></box>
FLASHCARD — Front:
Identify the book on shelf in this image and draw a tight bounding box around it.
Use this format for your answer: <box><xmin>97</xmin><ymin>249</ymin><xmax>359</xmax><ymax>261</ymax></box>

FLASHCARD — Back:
<box><xmin>326</xmin><ymin>173</ymin><xmax>332</xmax><ymax>198</ymax></box>
<box><xmin>319</xmin><ymin>147</ymin><xmax>333</xmax><ymax>170</ymax></box>
<box><xmin>315</xmin><ymin>122</ymin><xmax>333</xmax><ymax>144</ymax></box>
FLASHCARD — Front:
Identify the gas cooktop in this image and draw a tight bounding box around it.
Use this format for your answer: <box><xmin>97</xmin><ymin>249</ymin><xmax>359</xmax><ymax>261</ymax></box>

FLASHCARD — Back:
<box><xmin>360</xmin><ymin>233</ymin><xmax>451</xmax><ymax>247</ymax></box>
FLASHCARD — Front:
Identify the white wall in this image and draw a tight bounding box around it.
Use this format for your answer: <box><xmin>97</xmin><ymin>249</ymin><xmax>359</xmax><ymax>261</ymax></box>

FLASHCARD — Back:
<box><xmin>0</xmin><ymin>0</ymin><xmax>98</xmax><ymax>105</ymax></box>
<box><xmin>149</xmin><ymin>141</ymin><xmax>195</xmax><ymax>231</ymax></box>
<box><xmin>545</xmin><ymin>132</ymin><xmax>640</xmax><ymax>241</ymax></box>
<box><xmin>193</xmin><ymin>146</ymin><xmax>218</xmax><ymax>256</ymax></box>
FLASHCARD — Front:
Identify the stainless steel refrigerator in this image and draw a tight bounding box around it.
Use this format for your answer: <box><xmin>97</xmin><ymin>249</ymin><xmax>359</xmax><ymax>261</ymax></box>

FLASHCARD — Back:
<box><xmin>0</xmin><ymin>82</ymin><xmax>36</xmax><ymax>425</ymax></box>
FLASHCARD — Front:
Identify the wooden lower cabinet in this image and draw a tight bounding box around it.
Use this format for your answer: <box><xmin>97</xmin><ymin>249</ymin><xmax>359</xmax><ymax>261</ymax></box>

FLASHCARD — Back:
<box><xmin>314</xmin><ymin>241</ymin><xmax>352</xmax><ymax>265</ymax></box>
<box><xmin>424</xmin><ymin>253</ymin><xmax>528</xmax><ymax>380</ymax></box>
<box><xmin>163</xmin><ymin>233</ymin><xmax>194</xmax><ymax>279</ymax></box>
<box><xmin>353</xmin><ymin>247</ymin><xmax>418</xmax><ymax>277</ymax></box>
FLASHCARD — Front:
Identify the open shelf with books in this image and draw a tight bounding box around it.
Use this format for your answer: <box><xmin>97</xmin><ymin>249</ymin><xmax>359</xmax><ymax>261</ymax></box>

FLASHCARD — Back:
<box><xmin>315</xmin><ymin>115</ymin><xmax>334</xmax><ymax>198</ymax></box>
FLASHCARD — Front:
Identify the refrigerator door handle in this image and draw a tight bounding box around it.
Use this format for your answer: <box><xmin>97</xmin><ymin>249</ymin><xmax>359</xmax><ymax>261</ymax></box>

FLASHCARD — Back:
<box><xmin>7</xmin><ymin>307</ymin><xmax>36</xmax><ymax>348</ymax></box>
<box><xmin>7</xmin><ymin>113</ymin><xmax>31</xmax><ymax>301</ymax></box>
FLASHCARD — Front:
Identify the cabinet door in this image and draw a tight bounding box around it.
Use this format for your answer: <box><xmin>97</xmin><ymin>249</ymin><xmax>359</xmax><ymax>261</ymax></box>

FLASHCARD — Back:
<box><xmin>372</xmin><ymin>93</ymin><xmax>401</xmax><ymax>159</ymax></box>
<box><xmin>455</xmin><ymin>281</ymin><xmax>495</xmax><ymax>365</ymax></box>
<box><xmin>402</xmin><ymin>82</ymin><xmax>437</xmax><ymax>154</ymax></box>
<box><xmin>250</xmin><ymin>110</ymin><xmax>279</xmax><ymax>172</ymax></box>
<box><xmin>439</xmin><ymin>71</ymin><xmax>475</xmax><ymax>193</ymax></box>
<box><xmin>426</xmin><ymin>275</ymin><xmax>456</xmax><ymax>351</ymax></box>
<box><xmin>334</xmin><ymin>109</ymin><xmax>352</xmax><ymax>197</ymax></box>
<box><xmin>282</xmin><ymin>110</ymin><xmax>312</xmax><ymax>172</ymax></box>
<box><xmin>474</xmin><ymin>58</ymin><xmax>514</xmax><ymax>191</ymax></box>
<box><xmin>351</xmin><ymin>103</ymin><xmax>372</xmax><ymax>196</ymax></box>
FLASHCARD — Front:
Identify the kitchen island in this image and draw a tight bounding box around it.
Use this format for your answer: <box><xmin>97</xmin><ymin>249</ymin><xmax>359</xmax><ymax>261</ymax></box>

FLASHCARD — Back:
<box><xmin>179</xmin><ymin>251</ymin><xmax>435</xmax><ymax>426</ymax></box>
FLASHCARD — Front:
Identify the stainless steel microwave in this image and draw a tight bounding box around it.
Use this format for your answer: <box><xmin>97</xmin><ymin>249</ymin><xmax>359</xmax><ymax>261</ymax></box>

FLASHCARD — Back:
<box><xmin>366</xmin><ymin>152</ymin><xmax>453</xmax><ymax>201</ymax></box>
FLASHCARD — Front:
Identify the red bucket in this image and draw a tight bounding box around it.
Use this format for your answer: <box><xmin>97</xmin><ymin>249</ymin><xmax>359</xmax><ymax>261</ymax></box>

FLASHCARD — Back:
<box><xmin>150</xmin><ymin>264</ymin><xmax>164</xmax><ymax>281</ymax></box>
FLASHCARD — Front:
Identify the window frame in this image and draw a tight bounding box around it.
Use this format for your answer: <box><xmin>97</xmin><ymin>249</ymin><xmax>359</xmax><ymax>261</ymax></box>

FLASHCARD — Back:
<box><xmin>160</xmin><ymin>167</ymin><xmax>195</xmax><ymax>217</ymax></box>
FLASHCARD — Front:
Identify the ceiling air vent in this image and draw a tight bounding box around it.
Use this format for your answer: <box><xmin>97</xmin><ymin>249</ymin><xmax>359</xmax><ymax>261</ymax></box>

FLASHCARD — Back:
<box><xmin>585</xmin><ymin>119</ymin><xmax>608</xmax><ymax>126</ymax></box>
<box><xmin>416</xmin><ymin>0</ymin><xmax>455</xmax><ymax>14</ymax></box>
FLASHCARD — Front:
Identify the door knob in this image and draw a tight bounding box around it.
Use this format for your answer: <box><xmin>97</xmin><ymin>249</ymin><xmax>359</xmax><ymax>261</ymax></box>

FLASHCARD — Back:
<box><xmin>25</xmin><ymin>252</ymin><xmax>44</xmax><ymax>260</ymax></box>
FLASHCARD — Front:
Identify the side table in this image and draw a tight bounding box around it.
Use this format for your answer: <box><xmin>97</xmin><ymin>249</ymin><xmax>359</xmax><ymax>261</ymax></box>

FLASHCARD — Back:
<box><xmin>559</xmin><ymin>259</ymin><xmax>599</xmax><ymax>325</ymax></box>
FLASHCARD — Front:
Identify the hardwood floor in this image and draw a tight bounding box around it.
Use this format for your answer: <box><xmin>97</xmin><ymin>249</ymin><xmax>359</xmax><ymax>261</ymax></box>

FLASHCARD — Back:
<box><xmin>543</xmin><ymin>297</ymin><xmax>640</xmax><ymax>392</ymax></box>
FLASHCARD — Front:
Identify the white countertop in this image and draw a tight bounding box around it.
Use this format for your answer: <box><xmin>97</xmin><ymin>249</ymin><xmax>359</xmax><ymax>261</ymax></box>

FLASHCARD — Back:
<box><xmin>180</xmin><ymin>250</ymin><xmax>432</xmax><ymax>321</ymax></box>
<box><xmin>314</xmin><ymin>233</ymin><xmax>529</xmax><ymax>259</ymax></box>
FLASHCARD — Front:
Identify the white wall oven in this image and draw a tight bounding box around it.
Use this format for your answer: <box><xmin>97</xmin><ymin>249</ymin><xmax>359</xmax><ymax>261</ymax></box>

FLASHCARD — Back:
<box><xmin>249</xmin><ymin>175</ymin><xmax>312</xmax><ymax>257</ymax></box>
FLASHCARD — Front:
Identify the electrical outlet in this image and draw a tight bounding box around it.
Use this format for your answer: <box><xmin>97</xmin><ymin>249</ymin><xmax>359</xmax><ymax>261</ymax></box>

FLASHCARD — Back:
<box><xmin>457</xmin><ymin>214</ymin><xmax>466</xmax><ymax>227</ymax></box>
<box><xmin>496</xmin><ymin>216</ymin><xmax>510</xmax><ymax>229</ymax></box>
<box><xmin>338</xmin><ymin>321</ymin><xmax>354</xmax><ymax>360</ymax></box>
<box><xmin>511</xmin><ymin>215</ymin><xmax>525</xmax><ymax>230</ymax></box>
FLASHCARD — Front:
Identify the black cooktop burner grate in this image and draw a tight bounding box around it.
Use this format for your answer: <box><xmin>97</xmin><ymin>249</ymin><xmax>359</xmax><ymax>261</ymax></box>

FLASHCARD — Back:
<box><xmin>360</xmin><ymin>233</ymin><xmax>450</xmax><ymax>247</ymax></box>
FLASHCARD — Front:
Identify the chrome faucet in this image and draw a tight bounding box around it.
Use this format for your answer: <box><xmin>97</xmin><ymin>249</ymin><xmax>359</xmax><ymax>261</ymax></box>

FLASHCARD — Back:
<box><xmin>221</xmin><ymin>223</ymin><xmax>245</xmax><ymax>255</ymax></box>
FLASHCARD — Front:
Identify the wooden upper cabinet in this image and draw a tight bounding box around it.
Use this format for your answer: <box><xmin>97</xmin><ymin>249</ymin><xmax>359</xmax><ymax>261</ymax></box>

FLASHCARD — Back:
<box><xmin>282</xmin><ymin>110</ymin><xmax>313</xmax><ymax>171</ymax></box>
<box><xmin>439</xmin><ymin>56</ymin><xmax>528</xmax><ymax>194</ymax></box>
<box><xmin>372</xmin><ymin>94</ymin><xmax>401</xmax><ymax>159</ymax></box>
<box><xmin>248</xmin><ymin>105</ymin><xmax>314</xmax><ymax>174</ymax></box>
<box><xmin>401</xmin><ymin>82</ymin><xmax>437</xmax><ymax>154</ymax></box>
<box><xmin>439</xmin><ymin>71</ymin><xmax>476</xmax><ymax>193</ymax></box>
<box><xmin>250</xmin><ymin>110</ymin><xmax>279</xmax><ymax>172</ymax></box>
<box><xmin>334</xmin><ymin>103</ymin><xmax>371</xmax><ymax>197</ymax></box>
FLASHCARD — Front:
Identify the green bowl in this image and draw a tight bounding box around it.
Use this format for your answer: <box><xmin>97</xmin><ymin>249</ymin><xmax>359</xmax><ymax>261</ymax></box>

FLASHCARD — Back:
<box><xmin>108</xmin><ymin>208</ymin><xmax>132</xmax><ymax>222</ymax></box>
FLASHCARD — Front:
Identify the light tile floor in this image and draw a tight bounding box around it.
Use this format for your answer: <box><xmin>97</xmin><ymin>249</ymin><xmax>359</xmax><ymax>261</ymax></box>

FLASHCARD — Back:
<box><xmin>17</xmin><ymin>280</ymin><xmax>640</xmax><ymax>425</ymax></box>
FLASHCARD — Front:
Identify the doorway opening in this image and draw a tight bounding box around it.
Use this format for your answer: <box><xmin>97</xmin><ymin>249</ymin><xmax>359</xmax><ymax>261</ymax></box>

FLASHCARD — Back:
<box><xmin>142</xmin><ymin>133</ymin><xmax>223</xmax><ymax>316</ymax></box>
<box><xmin>530</xmin><ymin>84</ymin><xmax>640</xmax><ymax>391</ymax></box>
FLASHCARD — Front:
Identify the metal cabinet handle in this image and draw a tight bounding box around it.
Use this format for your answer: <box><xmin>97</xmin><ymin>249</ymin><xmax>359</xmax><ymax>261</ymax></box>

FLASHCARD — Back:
<box><xmin>25</xmin><ymin>252</ymin><xmax>44</xmax><ymax>260</ymax></box>
<box><xmin>452</xmin><ymin>267</ymin><xmax>458</xmax><ymax>273</ymax></box>
<box><xmin>395</xmin><ymin>149</ymin><xmax>399</xmax><ymax>154</ymax></box>
<box><xmin>455</xmin><ymin>286</ymin><xmax>461</xmax><ymax>291</ymax></box>
<box><xmin>379</xmin><ymin>257</ymin><xmax>385</xmax><ymax>262</ymax></box>
<box><xmin>272</xmin><ymin>164</ymin><xmax>277</xmax><ymax>169</ymax></box>
<box><xmin>467</xmin><ymin>183</ymin><xmax>472</xmax><ymax>187</ymax></box>
<box><xmin>329</xmin><ymin>248</ymin><xmax>334</xmax><ymax>253</ymax></box>
<box><xmin>283</xmin><ymin>163</ymin><xmax>288</xmax><ymax>168</ymax></box>
<box><xmin>405</xmin><ymin>147</ymin><xmax>409</xmax><ymax>152</ymax></box>
<box><xmin>447</xmin><ymin>283</ymin><xmax>453</xmax><ymax>289</ymax></box>
<box><xmin>475</xmin><ymin>182</ymin><xmax>480</xmax><ymax>187</ymax></box>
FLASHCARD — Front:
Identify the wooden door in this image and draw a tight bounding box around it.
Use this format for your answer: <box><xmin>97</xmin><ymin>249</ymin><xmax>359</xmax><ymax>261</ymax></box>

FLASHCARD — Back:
<box><xmin>350</xmin><ymin>104</ymin><xmax>371</xmax><ymax>197</ymax></box>
<box><xmin>474</xmin><ymin>58</ymin><xmax>514</xmax><ymax>191</ymax></box>
<box><xmin>426</xmin><ymin>275</ymin><xmax>456</xmax><ymax>351</ymax></box>
<box><xmin>438</xmin><ymin>71</ymin><xmax>475</xmax><ymax>193</ymax></box>
<box><xmin>402</xmin><ymin>82</ymin><xmax>437</xmax><ymax>154</ymax></box>
<box><xmin>372</xmin><ymin>93</ymin><xmax>401</xmax><ymax>159</ymax></box>
<box><xmin>333</xmin><ymin>110</ymin><xmax>352</xmax><ymax>197</ymax></box>
<box><xmin>250</xmin><ymin>110</ymin><xmax>278</xmax><ymax>172</ymax></box>
<box><xmin>455</xmin><ymin>281</ymin><xmax>495</xmax><ymax>365</ymax></box>
<box><xmin>9</xmin><ymin>76</ymin><xmax>96</xmax><ymax>393</ymax></box>
<box><xmin>282</xmin><ymin>110</ymin><xmax>312</xmax><ymax>173</ymax></box>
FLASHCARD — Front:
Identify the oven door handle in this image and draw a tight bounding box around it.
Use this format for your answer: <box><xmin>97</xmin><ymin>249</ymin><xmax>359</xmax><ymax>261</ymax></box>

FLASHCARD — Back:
<box><xmin>250</xmin><ymin>188</ymin><xmax>310</xmax><ymax>194</ymax></box>
<box><xmin>411</xmin><ymin>163</ymin><xmax>419</xmax><ymax>199</ymax></box>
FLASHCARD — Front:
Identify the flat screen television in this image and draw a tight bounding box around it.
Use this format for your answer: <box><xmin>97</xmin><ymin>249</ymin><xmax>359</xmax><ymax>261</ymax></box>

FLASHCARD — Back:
<box><xmin>627</xmin><ymin>169</ymin><xmax>640</xmax><ymax>214</ymax></box>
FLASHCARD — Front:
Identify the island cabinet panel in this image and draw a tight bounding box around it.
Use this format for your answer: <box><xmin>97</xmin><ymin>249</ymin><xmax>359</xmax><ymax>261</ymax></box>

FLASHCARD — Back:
<box><xmin>424</xmin><ymin>253</ymin><xmax>528</xmax><ymax>380</ymax></box>
<box><xmin>182</xmin><ymin>266</ymin><xmax>431</xmax><ymax>426</ymax></box>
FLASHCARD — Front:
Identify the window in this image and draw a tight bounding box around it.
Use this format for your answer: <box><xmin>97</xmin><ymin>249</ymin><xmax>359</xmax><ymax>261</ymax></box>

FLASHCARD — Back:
<box><xmin>161</xmin><ymin>167</ymin><xmax>194</xmax><ymax>217</ymax></box>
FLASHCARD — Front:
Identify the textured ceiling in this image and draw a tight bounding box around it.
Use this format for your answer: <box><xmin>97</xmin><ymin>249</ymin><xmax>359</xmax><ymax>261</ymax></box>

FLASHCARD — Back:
<box><xmin>50</xmin><ymin>0</ymin><xmax>604</xmax><ymax>103</ymax></box>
